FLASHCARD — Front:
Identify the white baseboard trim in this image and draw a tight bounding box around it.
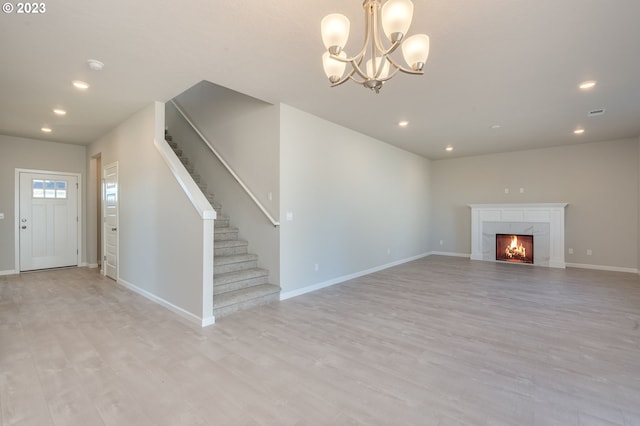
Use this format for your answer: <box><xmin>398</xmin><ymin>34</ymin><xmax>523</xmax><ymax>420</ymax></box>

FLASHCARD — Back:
<box><xmin>79</xmin><ymin>263</ymin><xmax>99</xmax><ymax>269</ymax></box>
<box><xmin>433</xmin><ymin>253</ymin><xmax>636</xmax><ymax>274</ymax></box>
<box><xmin>117</xmin><ymin>277</ymin><xmax>215</xmax><ymax>327</ymax></box>
<box><xmin>0</xmin><ymin>269</ymin><xmax>18</xmax><ymax>276</ymax></box>
<box><xmin>280</xmin><ymin>252</ymin><xmax>430</xmax><ymax>301</ymax></box>
<box><xmin>565</xmin><ymin>262</ymin><xmax>638</xmax><ymax>274</ymax></box>
<box><xmin>428</xmin><ymin>251</ymin><xmax>471</xmax><ymax>258</ymax></box>
<box><xmin>201</xmin><ymin>316</ymin><xmax>216</xmax><ymax>327</ymax></box>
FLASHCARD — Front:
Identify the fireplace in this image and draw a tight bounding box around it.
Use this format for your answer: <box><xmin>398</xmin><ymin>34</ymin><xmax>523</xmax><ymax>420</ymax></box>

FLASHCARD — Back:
<box><xmin>469</xmin><ymin>203</ymin><xmax>567</xmax><ymax>268</ymax></box>
<box><xmin>496</xmin><ymin>234</ymin><xmax>534</xmax><ymax>264</ymax></box>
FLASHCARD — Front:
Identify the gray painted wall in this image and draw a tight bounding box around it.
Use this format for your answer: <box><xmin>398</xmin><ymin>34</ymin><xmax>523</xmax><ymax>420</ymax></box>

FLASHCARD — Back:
<box><xmin>280</xmin><ymin>105</ymin><xmax>431</xmax><ymax>294</ymax></box>
<box><xmin>0</xmin><ymin>135</ymin><xmax>87</xmax><ymax>273</ymax></box>
<box><xmin>431</xmin><ymin>138</ymin><xmax>639</xmax><ymax>269</ymax></box>
<box><xmin>172</xmin><ymin>81</ymin><xmax>280</xmax><ymax>218</ymax></box>
<box><xmin>86</xmin><ymin>103</ymin><xmax>208</xmax><ymax>320</ymax></box>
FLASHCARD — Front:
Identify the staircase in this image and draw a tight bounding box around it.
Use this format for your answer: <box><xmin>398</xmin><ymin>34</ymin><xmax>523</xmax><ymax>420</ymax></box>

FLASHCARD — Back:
<box><xmin>165</xmin><ymin>132</ymin><xmax>280</xmax><ymax>318</ymax></box>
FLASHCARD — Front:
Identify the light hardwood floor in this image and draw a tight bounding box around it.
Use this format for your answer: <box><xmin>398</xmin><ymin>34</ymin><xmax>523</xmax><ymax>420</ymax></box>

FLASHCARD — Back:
<box><xmin>1</xmin><ymin>256</ymin><xmax>639</xmax><ymax>425</ymax></box>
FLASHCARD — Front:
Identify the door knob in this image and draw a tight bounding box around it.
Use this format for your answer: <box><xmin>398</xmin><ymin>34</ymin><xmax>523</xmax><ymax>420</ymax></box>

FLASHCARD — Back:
<box><xmin>21</xmin><ymin>226</ymin><xmax>27</xmax><ymax>229</ymax></box>
<box><xmin>111</xmin><ymin>227</ymin><xmax>117</xmax><ymax>231</ymax></box>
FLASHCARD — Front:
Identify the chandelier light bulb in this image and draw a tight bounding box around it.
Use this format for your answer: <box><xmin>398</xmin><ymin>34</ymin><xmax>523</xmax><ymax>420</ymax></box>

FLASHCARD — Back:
<box><xmin>321</xmin><ymin>14</ymin><xmax>350</xmax><ymax>53</ymax></box>
<box><xmin>323</xmin><ymin>51</ymin><xmax>347</xmax><ymax>83</ymax></box>
<box><xmin>366</xmin><ymin>56</ymin><xmax>390</xmax><ymax>79</ymax></box>
<box><xmin>381</xmin><ymin>0</ymin><xmax>414</xmax><ymax>42</ymax></box>
<box><xmin>402</xmin><ymin>34</ymin><xmax>430</xmax><ymax>71</ymax></box>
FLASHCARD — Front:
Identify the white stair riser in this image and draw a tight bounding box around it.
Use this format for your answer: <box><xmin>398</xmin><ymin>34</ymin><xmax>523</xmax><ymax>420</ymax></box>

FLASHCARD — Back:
<box><xmin>213</xmin><ymin>292</ymin><xmax>279</xmax><ymax>318</ymax></box>
<box><xmin>214</xmin><ymin>220</ymin><xmax>230</xmax><ymax>228</ymax></box>
<box><xmin>215</xmin><ymin>231</ymin><xmax>239</xmax><ymax>241</ymax></box>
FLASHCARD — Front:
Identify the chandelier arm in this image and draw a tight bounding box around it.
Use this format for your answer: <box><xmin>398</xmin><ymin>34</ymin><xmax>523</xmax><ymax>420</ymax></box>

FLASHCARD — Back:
<box><xmin>371</xmin><ymin>2</ymin><xmax>388</xmax><ymax>56</ymax></box>
<box><xmin>397</xmin><ymin>67</ymin><xmax>424</xmax><ymax>75</ymax></box>
<box><xmin>329</xmin><ymin>68</ymin><xmax>358</xmax><ymax>87</ymax></box>
<box><xmin>330</xmin><ymin>51</ymin><xmax>365</xmax><ymax>64</ymax></box>
<box><xmin>369</xmin><ymin>2</ymin><xmax>379</xmax><ymax>78</ymax></box>
<box><xmin>377</xmin><ymin>67</ymin><xmax>400</xmax><ymax>82</ymax></box>
<box><xmin>350</xmin><ymin>58</ymin><xmax>370</xmax><ymax>81</ymax></box>
<box><xmin>347</xmin><ymin>75</ymin><xmax>368</xmax><ymax>85</ymax></box>
<box><xmin>386</xmin><ymin>55</ymin><xmax>424</xmax><ymax>75</ymax></box>
<box><xmin>377</xmin><ymin>39</ymin><xmax>402</xmax><ymax>57</ymax></box>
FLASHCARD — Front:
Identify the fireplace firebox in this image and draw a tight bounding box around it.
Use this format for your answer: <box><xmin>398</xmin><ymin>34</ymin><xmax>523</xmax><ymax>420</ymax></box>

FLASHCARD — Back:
<box><xmin>496</xmin><ymin>234</ymin><xmax>534</xmax><ymax>264</ymax></box>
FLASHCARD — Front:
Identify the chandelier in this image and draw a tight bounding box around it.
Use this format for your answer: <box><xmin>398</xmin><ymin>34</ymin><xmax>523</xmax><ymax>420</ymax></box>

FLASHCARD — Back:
<box><xmin>321</xmin><ymin>0</ymin><xmax>430</xmax><ymax>93</ymax></box>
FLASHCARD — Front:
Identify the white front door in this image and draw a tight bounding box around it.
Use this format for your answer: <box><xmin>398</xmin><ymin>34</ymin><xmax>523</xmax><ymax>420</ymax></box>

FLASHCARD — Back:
<box><xmin>103</xmin><ymin>162</ymin><xmax>118</xmax><ymax>280</ymax></box>
<box><xmin>19</xmin><ymin>172</ymin><xmax>79</xmax><ymax>271</ymax></box>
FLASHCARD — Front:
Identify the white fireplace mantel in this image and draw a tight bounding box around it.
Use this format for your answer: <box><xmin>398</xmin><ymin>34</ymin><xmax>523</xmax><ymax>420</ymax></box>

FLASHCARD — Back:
<box><xmin>469</xmin><ymin>203</ymin><xmax>568</xmax><ymax>268</ymax></box>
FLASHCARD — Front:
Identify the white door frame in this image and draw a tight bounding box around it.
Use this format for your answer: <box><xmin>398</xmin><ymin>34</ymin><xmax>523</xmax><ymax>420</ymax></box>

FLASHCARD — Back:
<box><xmin>14</xmin><ymin>168</ymin><xmax>83</xmax><ymax>272</ymax></box>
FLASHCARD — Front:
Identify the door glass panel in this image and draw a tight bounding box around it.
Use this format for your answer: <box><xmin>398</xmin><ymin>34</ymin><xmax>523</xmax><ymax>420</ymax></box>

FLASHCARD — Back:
<box><xmin>56</xmin><ymin>181</ymin><xmax>67</xmax><ymax>199</ymax></box>
<box><xmin>44</xmin><ymin>180</ymin><xmax>56</xmax><ymax>198</ymax></box>
<box><xmin>32</xmin><ymin>179</ymin><xmax>44</xmax><ymax>198</ymax></box>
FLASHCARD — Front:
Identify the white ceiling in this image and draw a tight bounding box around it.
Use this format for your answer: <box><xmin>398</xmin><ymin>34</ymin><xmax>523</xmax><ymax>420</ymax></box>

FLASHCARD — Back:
<box><xmin>1</xmin><ymin>0</ymin><xmax>639</xmax><ymax>160</ymax></box>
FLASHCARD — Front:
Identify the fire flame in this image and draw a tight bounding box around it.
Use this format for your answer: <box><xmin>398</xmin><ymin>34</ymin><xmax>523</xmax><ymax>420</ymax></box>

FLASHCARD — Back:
<box><xmin>505</xmin><ymin>235</ymin><xmax>526</xmax><ymax>259</ymax></box>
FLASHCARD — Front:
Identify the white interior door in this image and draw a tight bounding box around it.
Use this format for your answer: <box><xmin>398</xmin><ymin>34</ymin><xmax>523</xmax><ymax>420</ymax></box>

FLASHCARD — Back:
<box><xmin>19</xmin><ymin>172</ymin><xmax>79</xmax><ymax>271</ymax></box>
<box><xmin>103</xmin><ymin>162</ymin><xmax>118</xmax><ymax>280</ymax></box>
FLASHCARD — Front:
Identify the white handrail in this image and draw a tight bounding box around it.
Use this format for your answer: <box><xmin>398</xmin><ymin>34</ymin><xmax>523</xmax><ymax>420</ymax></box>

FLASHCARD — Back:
<box><xmin>170</xmin><ymin>100</ymin><xmax>280</xmax><ymax>227</ymax></box>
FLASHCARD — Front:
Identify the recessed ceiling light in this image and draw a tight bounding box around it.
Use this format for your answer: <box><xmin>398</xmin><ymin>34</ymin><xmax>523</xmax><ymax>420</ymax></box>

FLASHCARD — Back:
<box><xmin>398</xmin><ymin>120</ymin><xmax>409</xmax><ymax>127</ymax></box>
<box><xmin>53</xmin><ymin>108</ymin><xmax>67</xmax><ymax>116</ymax></box>
<box><xmin>445</xmin><ymin>145</ymin><xmax>454</xmax><ymax>152</ymax></box>
<box><xmin>87</xmin><ymin>59</ymin><xmax>105</xmax><ymax>71</ymax></box>
<box><xmin>41</xmin><ymin>127</ymin><xmax>52</xmax><ymax>133</ymax></box>
<box><xmin>579</xmin><ymin>80</ymin><xmax>596</xmax><ymax>90</ymax></box>
<box><xmin>490</xmin><ymin>124</ymin><xmax>502</xmax><ymax>129</ymax></box>
<box><xmin>72</xmin><ymin>80</ymin><xmax>90</xmax><ymax>90</ymax></box>
<box><xmin>574</xmin><ymin>128</ymin><xmax>585</xmax><ymax>135</ymax></box>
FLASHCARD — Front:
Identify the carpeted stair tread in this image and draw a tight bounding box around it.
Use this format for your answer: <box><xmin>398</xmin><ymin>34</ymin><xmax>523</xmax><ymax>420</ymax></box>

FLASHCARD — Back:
<box><xmin>214</xmin><ymin>253</ymin><xmax>257</xmax><ymax>267</ymax></box>
<box><xmin>215</xmin><ymin>239</ymin><xmax>248</xmax><ymax>249</ymax></box>
<box><xmin>214</xmin><ymin>267</ymin><xmax>268</xmax><ymax>285</ymax></box>
<box><xmin>214</xmin><ymin>226</ymin><xmax>239</xmax><ymax>235</ymax></box>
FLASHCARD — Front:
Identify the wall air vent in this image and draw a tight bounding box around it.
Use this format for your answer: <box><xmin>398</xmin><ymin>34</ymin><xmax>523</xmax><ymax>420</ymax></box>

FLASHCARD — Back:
<box><xmin>588</xmin><ymin>108</ymin><xmax>606</xmax><ymax>117</ymax></box>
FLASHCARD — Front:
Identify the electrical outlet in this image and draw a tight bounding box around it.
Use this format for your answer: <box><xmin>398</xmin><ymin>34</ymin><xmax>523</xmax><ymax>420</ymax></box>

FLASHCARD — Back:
<box><xmin>568</xmin><ymin>248</ymin><xmax>574</xmax><ymax>254</ymax></box>
<box><xmin>519</xmin><ymin>187</ymin><xmax>524</xmax><ymax>193</ymax></box>
<box><xmin>268</xmin><ymin>192</ymin><xmax>273</xmax><ymax>201</ymax></box>
<box><xmin>587</xmin><ymin>249</ymin><xmax>593</xmax><ymax>256</ymax></box>
<box><xmin>0</xmin><ymin>213</ymin><xmax>4</xmax><ymax>220</ymax></box>
<box><xmin>286</xmin><ymin>212</ymin><xmax>293</xmax><ymax>221</ymax></box>
<box><xmin>504</xmin><ymin>188</ymin><xmax>509</xmax><ymax>194</ymax></box>
<box><xmin>439</xmin><ymin>240</ymin><xmax>444</xmax><ymax>246</ymax></box>
<box><xmin>387</xmin><ymin>248</ymin><xmax>391</xmax><ymax>255</ymax></box>
<box><xmin>314</xmin><ymin>263</ymin><xmax>319</xmax><ymax>272</ymax></box>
